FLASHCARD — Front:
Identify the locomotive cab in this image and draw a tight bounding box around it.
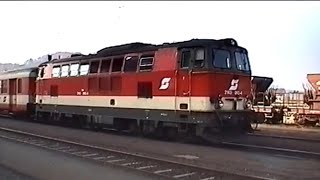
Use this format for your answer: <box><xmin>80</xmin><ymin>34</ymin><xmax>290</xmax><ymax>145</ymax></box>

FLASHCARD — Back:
<box><xmin>174</xmin><ymin>39</ymin><xmax>255</xmax><ymax>136</ymax></box>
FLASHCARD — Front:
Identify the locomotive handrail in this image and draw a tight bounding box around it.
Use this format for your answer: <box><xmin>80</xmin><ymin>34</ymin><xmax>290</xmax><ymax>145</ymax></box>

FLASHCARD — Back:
<box><xmin>174</xmin><ymin>69</ymin><xmax>178</xmax><ymax>112</ymax></box>
<box><xmin>188</xmin><ymin>69</ymin><xmax>193</xmax><ymax>113</ymax></box>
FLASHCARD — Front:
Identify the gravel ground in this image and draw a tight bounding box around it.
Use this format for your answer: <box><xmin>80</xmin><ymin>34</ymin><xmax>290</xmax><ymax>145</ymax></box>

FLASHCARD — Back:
<box><xmin>255</xmin><ymin>124</ymin><xmax>320</xmax><ymax>140</ymax></box>
<box><xmin>257</xmin><ymin>123</ymin><xmax>320</xmax><ymax>132</ymax></box>
<box><xmin>0</xmin><ymin>118</ymin><xmax>319</xmax><ymax>180</ymax></box>
<box><xmin>0</xmin><ymin>138</ymin><xmax>160</xmax><ymax>180</ymax></box>
<box><xmin>0</xmin><ymin>165</ymin><xmax>35</xmax><ymax>180</ymax></box>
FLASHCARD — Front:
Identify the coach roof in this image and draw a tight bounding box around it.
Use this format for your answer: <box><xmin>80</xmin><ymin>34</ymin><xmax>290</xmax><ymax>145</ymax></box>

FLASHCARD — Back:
<box><xmin>0</xmin><ymin>67</ymin><xmax>37</xmax><ymax>79</ymax></box>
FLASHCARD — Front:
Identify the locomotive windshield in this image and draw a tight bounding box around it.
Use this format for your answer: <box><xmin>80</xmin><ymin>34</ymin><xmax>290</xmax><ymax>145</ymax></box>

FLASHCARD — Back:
<box><xmin>235</xmin><ymin>52</ymin><xmax>250</xmax><ymax>71</ymax></box>
<box><xmin>212</xmin><ymin>48</ymin><xmax>251</xmax><ymax>73</ymax></box>
<box><xmin>212</xmin><ymin>49</ymin><xmax>231</xmax><ymax>69</ymax></box>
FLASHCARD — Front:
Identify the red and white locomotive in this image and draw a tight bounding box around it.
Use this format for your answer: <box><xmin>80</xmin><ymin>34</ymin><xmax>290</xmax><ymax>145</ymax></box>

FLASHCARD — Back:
<box><xmin>0</xmin><ymin>38</ymin><xmax>257</xmax><ymax>139</ymax></box>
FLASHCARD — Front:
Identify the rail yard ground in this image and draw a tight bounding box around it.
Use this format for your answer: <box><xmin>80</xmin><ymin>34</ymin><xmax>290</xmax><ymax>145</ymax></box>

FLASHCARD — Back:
<box><xmin>254</xmin><ymin>123</ymin><xmax>320</xmax><ymax>139</ymax></box>
<box><xmin>0</xmin><ymin>135</ymin><xmax>158</xmax><ymax>180</ymax></box>
<box><xmin>0</xmin><ymin>164</ymin><xmax>35</xmax><ymax>180</ymax></box>
<box><xmin>0</xmin><ymin>117</ymin><xmax>320</xmax><ymax>180</ymax></box>
<box><xmin>257</xmin><ymin>123</ymin><xmax>320</xmax><ymax>132</ymax></box>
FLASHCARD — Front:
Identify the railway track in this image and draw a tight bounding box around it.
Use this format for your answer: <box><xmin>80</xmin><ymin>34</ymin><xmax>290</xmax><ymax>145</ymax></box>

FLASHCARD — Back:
<box><xmin>0</xmin><ymin>127</ymin><xmax>270</xmax><ymax>180</ymax></box>
<box><xmin>219</xmin><ymin>133</ymin><xmax>320</xmax><ymax>159</ymax></box>
<box><xmin>2</xmin><ymin>116</ymin><xmax>320</xmax><ymax>161</ymax></box>
<box><xmin>248</xmin><ymin>133</ymin><xmax>320</xmax><ymax>143</ymax></box>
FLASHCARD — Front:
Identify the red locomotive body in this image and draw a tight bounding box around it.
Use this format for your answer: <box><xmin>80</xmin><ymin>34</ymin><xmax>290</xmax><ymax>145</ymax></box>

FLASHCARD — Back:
<box><xmin>0</xmin><ymin>68</ymin><xmax>37</xmax><ymax>117</ymax></box>
<box><xmin>35</xmin><ymin>39</ymin><xmax>255</xmax><ymax>139</ymax></box>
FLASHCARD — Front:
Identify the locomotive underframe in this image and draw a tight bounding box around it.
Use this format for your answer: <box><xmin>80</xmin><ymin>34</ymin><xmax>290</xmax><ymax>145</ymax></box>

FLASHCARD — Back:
<box><xmin>35</xmin><ymin>104</ymin><xmax>254</xmax><ymax>139</ymax></box>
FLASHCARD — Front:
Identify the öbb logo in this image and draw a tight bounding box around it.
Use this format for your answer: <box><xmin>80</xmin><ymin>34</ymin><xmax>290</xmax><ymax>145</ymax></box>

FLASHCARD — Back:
<box><xmin>225</xmin><ymin>79</ymin><xmax>242</xmax><ymax>95</ymax></box>
<box><xmin>228</xmin><ymin>79</ymin><xmax>239</xmax><ymax>91</ymax></box>
<box><xmin>159</xmin><ymin>77</ymin><xmax>171</xmax><ymax>90</ymax></box>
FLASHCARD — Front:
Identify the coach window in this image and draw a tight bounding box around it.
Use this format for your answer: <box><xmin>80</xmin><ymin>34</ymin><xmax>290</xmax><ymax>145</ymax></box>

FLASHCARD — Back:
<box><xmin>100</xmin><ymin>59</ymin><xmax>111</xmax><ymax>73</ymax></box>
<box><xmin>0</xmin><ymin>81</ymin><xmax>2</xmax><ymax>93</ymax></box>
<box><xmin>79</xmin><ymin>63</ymin><xmax>89</xmax><ymax>75</ymax></box>
<box><xmin>180</xmin><ymin>50</ymin><xmax>191</xmax><ymax>69</ymax></box>
<box><xmin>70</xmin><ymin>63</ymin><xmax>79</xmax><ymax>76</ymax></box>
<box><xmin>89</xmin><ymin>61</ymin><xmax>100</xmax><ymax>74</ymax></box>
<box><xmin>61</xmin><ymin>65</ymin><xmax>70</xmax><ymax>77</ymax></box>
<box><xmin>124</xmin><ymin>56</ymin><xmax>138</xmax><ymax>72</ymax></box>
<box><xmin>52</xmin><ymin>66</ymin><xmax>61</xmax><ymax>78</ymax></box>
<box><xmin>1</xmin><ymin>80</ymin><xmax>7</xmax><ymax>93</ymax></box>
<box><xmin>139</xmin><ymin>56</ymin><xmax>154</xmax><ymax>71</ymax></box>
<box><xmin>194</xmin><ymin>48</ymin><xmax>205</xmax><ymax>68</ymax></box>
<box><xmin>17</xmin><ymin>79</ymin><xmax>22</xmax><ymax>93</ymax></box>
<box><xmin>111</xmin><ymin>57</ymin><xmax>124</xmax><ymax>72</ymax></box>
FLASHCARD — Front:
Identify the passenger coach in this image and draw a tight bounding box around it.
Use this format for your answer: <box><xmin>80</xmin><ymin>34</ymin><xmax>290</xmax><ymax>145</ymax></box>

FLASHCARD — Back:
<box><xmin>0</xmin><ymin>67</ymin><xmax>37</xmax><ymax>117</ymax></box>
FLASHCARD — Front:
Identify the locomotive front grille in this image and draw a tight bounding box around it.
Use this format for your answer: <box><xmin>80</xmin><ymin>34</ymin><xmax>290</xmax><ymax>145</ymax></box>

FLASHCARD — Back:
<box><xmin>220</xmin><ymin>98</ymin><xmax>245</xmax><ymax>110</ymax></box>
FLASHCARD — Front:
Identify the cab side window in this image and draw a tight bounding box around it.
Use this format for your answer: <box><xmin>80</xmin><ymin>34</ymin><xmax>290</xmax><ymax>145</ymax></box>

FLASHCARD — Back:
<box><xmin>79</xmin><ymin>63</ymin><xmax>89</xmax><ymax>75</ymax></box>
<box><xmin>180</xmin><ymin>50</ymin><xmax>191</xmax><ymax>69</ymax></box>
<box><xmin>124</xmin><ymin>56</ymin><xmax>139</xmax><ymax>72</ymax></box>
<box><xmin>194</xmin><ymin>48</ymin><xmax>205</xmax><ymax>68</ymax></box>
<box><xmin>111</xmin><ymin>57</ymin><xmax>124</xmax><ymax>72</ymax></box>
<box><xmin>100</xmin><ymin>59</ymin><xmax>111</xmax><ymax>73</ymax></box>
<box><xmin>38</xmin><ymin>68</ymin><xmax>45</xmax><ymax>78</ymax></box>
<box><xmin>61</xmin><ymin>64</ymin><xmax>70</xmax><ymax>77</ymax></box>
<box><xmin>139</xmin><ymin>56</ymin><xmax>154</xmax><ymax>71</ymax></box>
<box><xmin>89</xmin><ymin>61</ymin><xmax>100</xmax><ymax>74</ymax></box>
<box><xmin>52</xmin><ymin>66</ymin><xmax>61</xmax><ymax>78</ymax></box>
<box><xmin>70</xmin><ymin>63</ymin><xmax>80</xmax><ymax>76</ymax></box>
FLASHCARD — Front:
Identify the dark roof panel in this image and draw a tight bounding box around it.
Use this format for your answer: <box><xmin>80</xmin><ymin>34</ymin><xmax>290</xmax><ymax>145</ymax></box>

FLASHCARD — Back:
<box><xmin>45</xmin><ymin>38</ymin><xmax>241</xmax><ymax>65</ymax></box>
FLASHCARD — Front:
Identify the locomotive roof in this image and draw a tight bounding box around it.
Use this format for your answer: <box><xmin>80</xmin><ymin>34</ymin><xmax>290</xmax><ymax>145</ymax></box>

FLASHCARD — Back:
<box><xmin>42</xmin><ymin>38</ymin><xmax>241</xmax><ymax>65</ymax></box>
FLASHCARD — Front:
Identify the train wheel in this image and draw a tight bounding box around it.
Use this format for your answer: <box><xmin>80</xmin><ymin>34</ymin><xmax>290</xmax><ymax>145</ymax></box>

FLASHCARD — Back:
<box><xmin>72</xmin><ymin>116</ymin><xmax>83</xmax><ymax>129</ymax></box>
<box><xmin>128</xmin><ymin>121</ymin><xmax>139</xmax><ymax>135</ymax></box>
<box><xmin>201</xmin><ymin>127</ymin><xmax>223</xmax><ymax>144</ymax></box>
<box><xmin>155</xmin><ymin>127</ymin><xmax>165</xmax><ymax>139</ymax></box>
<box><xmin>140</xmin><ymin>121</ymin><xmax>149</xmax><ymax>137</ymax></box>
<box><xmin>164</xmin><ymin>127</ymin><xmax>178</xmax><ymax>141</ymax></box>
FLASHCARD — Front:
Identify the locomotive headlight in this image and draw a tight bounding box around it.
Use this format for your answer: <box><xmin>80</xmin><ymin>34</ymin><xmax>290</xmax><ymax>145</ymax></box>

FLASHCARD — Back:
<box><xmin>219</xmin><ymin>100</ymin><xmax>224</xmax><ymax>108</ymax></box>
<box><xmin>245</xmin><ymin>99</ymin><xmax>252</xmax><ymax>109</ymax></box>
<box><xmin>212</xmin><ymin>95</ymin><xmax>224</xmax><ymax>109</ymax></box>
<box><xmin>217</xmin><ymin>100</ymin><xmax>224</xmax><ymax>109</ymax></box>
<box><xmin>231</xmin><ymin>39</ymin><xmax>235</xmax><ymax>46</ymax></box>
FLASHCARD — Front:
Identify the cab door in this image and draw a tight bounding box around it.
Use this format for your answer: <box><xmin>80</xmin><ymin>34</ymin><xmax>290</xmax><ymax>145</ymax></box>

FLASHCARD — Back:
<box><xmin>176</xmin><ymin>48</ymin><xmax>193</xmax><ymax>111</ymax></box>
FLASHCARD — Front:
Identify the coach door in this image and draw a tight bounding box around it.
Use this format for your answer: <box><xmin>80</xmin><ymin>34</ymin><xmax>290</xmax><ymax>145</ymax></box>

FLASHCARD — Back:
<box><xmin>176</xmin><ymin>49</ymin><xmax>192</xmax><ymax>112</ymax></box>
<box><xmin>9</xmin><ymin>79</ymin><xmax>17</xmax><ymax>112</ymax></box>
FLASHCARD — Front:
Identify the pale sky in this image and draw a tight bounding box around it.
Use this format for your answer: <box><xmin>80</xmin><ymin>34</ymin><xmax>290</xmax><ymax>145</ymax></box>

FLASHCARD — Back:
<box><xmin>0</xmin><ymin>1</ymin><xmax>319</xmax><ymax>90</ymax></box>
